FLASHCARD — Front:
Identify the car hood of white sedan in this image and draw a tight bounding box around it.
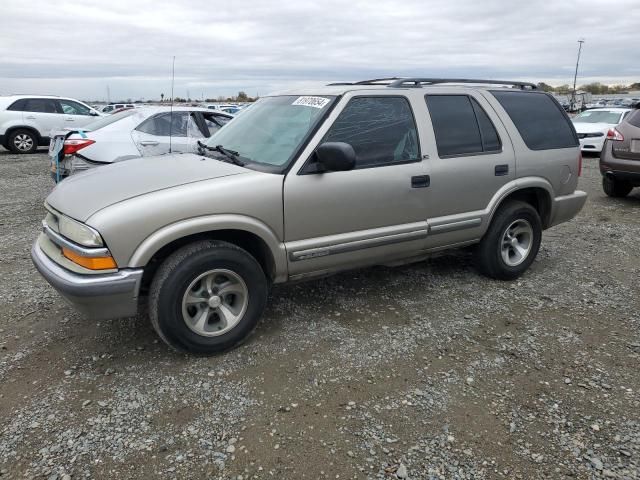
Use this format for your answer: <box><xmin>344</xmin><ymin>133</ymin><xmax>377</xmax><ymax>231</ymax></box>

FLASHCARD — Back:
<box><xmin>572</xmin><ymin>122</ymin><xmax>613</xmax><ymax>134</ymax></box>
<box><xmin>46</xmin><ymin>152</ymin><xmax>249</xmax><ymax>222</ymax></box>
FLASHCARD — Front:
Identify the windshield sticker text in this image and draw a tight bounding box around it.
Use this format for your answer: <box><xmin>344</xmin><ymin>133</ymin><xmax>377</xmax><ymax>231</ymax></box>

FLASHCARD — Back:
<box><xmin>292</xmin><ymin>96</ymin><xmax>330</xmax><ymax>109</ymax></box>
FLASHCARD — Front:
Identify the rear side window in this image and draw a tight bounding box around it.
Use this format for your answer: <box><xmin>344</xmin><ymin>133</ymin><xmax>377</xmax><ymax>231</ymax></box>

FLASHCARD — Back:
<box><xmin>491</xmin><ymin>91</ymin><xmax>578</xmax><ymax>150</ymax></box>
<box><xmin>627</xmin><ymin>110</ymin><xmax>640</xmax><ymax>128</ymax></box>
<box><xmin>322</xmin><ymin>96</ymin><xmax>420</xmax><ymax>168</ymax></box>
<box><xmin>425</xmin><ymin>95</ymin><xmax>501</xmax><ymax>157</ymax></box>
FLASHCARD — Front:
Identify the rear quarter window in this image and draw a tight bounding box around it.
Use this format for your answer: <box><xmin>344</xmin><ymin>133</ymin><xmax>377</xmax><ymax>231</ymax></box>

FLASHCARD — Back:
<box><xmin>491</xmin><ymin>91</ymin><xmax>578</xmax><ymax>150</ymax></box>
<box><xmin>627</xmin><ymin>110</ymin><xmax>640</xmax><ymax>128</ymax></box>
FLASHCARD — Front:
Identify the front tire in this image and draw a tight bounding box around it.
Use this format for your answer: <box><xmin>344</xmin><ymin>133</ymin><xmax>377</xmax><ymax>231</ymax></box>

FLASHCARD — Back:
<box><xmin>8</xmin><ymin>129</ymin><xmax>38</xmax><ymax>154</ymax></box>
<box><xmin>602</xmin><ymin>175</ymin><xmax>632</xmax><ymax>198</ymax></box>
<box><xmin>475</xmin><ymin>201</ymin><xmax>542</xmax><ymax>280</ymax></box>
<box><xmin>149</xmin><ymin>240</ymin><xmax>268</xmax><ymax>354</ymax></box>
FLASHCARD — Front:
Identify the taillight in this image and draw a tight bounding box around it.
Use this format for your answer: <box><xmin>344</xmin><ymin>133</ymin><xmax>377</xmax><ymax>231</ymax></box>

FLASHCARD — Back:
<box><xmin>578</xmin><ymin>152</ymin><xmax>582</xmax><ymax>177</ymax></box>
<box><xmin>63</xmin><ymin>138</ymin><xmax>95</xmax><ymax>155</ymax></box>
<box><xmin>606</xmin><ymin>128</ymin><xmax>624</xmax><ymax>141</ymax></box>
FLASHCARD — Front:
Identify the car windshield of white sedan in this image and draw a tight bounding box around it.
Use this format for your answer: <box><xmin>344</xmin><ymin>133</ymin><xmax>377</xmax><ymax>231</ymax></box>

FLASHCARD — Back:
<box><xmin>205</xmin><ymin>95</ymin><xmax>335</xmax><ymax>167</ymax></box>
<box><xmin>573</xmin><ymin>111</ymin><xmax>622</xmax><ymax>124</ymax></box>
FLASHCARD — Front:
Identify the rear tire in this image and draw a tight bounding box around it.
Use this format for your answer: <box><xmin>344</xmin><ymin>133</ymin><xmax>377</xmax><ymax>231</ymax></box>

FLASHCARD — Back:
<box><xmin>602</xmin><ymin>175</ymin><xmax>632</xmax><ymax>198</ymax></box>
<box><xmin>8</xmin><ymin>129</ymin><xmax>38</xmax><ymax>154</ymax></box>
<box><xmin>149</xmin><ymin>240</ymin><xmax>268</xmax><ymax>354</ymax></box>
<box><xmin>475</xmin><ymin>201</ymin><xmax>542</xmax><ymax>280</ymax></box>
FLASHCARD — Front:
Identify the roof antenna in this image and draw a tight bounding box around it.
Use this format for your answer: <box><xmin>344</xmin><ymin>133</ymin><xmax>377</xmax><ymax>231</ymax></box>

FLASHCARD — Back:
<box><xmin>169</xmin><ymin>55</ymin><xmax>175</xmax><ymax>153</ymax></box>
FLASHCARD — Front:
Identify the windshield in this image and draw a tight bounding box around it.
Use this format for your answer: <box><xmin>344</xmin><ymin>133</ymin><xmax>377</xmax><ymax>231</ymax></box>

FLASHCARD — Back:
<box><xmin>204</xmin><ymin>95</ymin><xmax>336</xmax><ymax>168</ymax></box>
<box><xmin>82</xmin><ymin>109</ymin><xmax>136</xmax><ymax>131</ymax></box>
<box><xmin>573</xmin><ymin>110</ymin><xmax>622</xmax><ymax>124</ymax></box>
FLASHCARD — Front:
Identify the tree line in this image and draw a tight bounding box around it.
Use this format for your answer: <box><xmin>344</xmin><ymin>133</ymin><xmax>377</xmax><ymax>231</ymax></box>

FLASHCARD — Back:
<box><xmin>537</xmin><ymin>82</ymin><xmax>640</xmax><ymax>95</ymax></box>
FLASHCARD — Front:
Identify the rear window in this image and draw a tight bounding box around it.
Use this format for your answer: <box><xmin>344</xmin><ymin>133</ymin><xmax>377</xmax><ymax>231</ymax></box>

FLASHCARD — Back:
<box><xmin>627</xmin><ymin>110</ymin><xmax>640</xmax><ymax>128</ymax></box>
<box><xmin>491</xmin><ymin>91</ymin><xmax>578</xmax><ymax>150</ymax></box>
<box><xmin>82</xmin><ymin>109</ymin><xmax>136</xmax><ymax>131</ymax></box>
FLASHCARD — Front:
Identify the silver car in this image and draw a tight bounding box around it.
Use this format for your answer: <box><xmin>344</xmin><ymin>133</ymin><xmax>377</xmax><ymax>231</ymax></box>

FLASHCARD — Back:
<box><xmin>31</xmin><ymin>78</ymin><xmax>587</xmax><ymax>354</ymax></box>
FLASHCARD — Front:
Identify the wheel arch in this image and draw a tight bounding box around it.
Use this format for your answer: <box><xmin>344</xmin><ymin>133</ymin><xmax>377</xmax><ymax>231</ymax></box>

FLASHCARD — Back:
<box><xmin>487</xmin><ymin>178</ymin><xmax>554</xmax><ymax>230</ymax></box>
<box><xmin>130</xmin><ymin>215</ymin><xmax>288</xmax><ymax>290</ymax></box>
<box><xmin>6</xmin><ymin>125</ymin><xmax>42</xmax><ymax>144</ymax></box>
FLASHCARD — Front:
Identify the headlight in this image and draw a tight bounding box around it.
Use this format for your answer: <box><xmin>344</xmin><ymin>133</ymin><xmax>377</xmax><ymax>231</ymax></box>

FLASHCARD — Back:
<box><xmin>58</xmin><ymin>215</ymin><xmax>104</xmax><ymax>247</ymax></box>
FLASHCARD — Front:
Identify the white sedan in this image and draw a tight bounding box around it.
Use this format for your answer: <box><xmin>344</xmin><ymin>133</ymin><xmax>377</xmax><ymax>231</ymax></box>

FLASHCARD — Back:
<box><xmin>572</xmin><ymin>108</ymin><xmax>632</xmax><ymax>153</ymax></box>
<box><xmin>49</xmin><ymin>107</ymin><xmax>233</xmax><ymax>180</ymax></box>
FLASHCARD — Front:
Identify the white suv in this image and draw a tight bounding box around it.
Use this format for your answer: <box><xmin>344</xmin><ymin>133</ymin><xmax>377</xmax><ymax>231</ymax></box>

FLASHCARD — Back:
<box><xmin>0</xmin><ymin>95</ymin><xmax>102</xmax><ymax>153</ymax></box>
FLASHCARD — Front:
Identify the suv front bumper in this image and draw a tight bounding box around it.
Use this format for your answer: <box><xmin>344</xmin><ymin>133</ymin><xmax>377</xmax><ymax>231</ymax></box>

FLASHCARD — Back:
<box><xmin>31</xmin><ymin>240</ymin><xmax>143</xmax><ymax>320</ymax></box>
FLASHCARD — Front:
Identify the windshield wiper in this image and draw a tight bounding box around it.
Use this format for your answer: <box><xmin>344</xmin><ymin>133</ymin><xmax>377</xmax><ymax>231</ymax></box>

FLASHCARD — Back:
<box><xmin>197</xmin><ymin>141</ymin><xmax>245</xmax><ymax>166</ymax></box>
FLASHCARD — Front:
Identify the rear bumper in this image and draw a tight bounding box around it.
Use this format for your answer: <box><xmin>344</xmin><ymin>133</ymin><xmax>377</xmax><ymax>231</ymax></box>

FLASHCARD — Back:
<box><xmin>549</xmin><ymin>190</ymin><xmax>588</xmax><ymax>227</ymax></box>
<box><xmin>31</xmin><ymin>240</ymin><xmax>143</xmax><ymax>320</ymax></box>
<box><xmin>600</xmin><ymin>144</ymin><xmax>640</xmax><ymax>185</ymax></box>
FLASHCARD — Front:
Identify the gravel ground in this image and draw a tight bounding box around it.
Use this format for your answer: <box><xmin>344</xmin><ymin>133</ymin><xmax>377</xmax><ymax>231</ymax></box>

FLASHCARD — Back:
<box><xmin>0</xmin><ymin>148</ymin><xmax>639</xmax><ymax>480</ymax></box>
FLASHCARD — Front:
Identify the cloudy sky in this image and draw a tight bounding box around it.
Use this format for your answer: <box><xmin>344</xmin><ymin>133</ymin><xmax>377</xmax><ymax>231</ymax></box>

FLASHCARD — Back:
<box><xmin>1</xmin><ymin>0</ymin><xmax>638</xmax><ymax>101</ymax></box>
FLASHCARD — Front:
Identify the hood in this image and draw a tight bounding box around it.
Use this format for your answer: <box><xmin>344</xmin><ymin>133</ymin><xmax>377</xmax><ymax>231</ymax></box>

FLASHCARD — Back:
<box><xmin>572</xmin><ymin>122</ymin><xmax>613</xmax><ymax>134</ymax></box>
<box><xmin>47</xmin><ymin>153</ymin><xmax>248</xmax><ymax>222</ymax></box>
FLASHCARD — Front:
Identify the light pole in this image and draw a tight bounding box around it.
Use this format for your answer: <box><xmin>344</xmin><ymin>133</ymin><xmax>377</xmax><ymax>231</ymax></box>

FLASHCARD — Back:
<box><xmin>571</xmin><ymin>39</ymin><xmax>585</xmax><ymax>111</ymax></box>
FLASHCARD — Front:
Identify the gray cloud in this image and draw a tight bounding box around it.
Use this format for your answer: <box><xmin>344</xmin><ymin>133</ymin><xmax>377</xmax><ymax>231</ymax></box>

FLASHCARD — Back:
<box><xmin>1</xmin><ymin>0</ymin><xmax>638</xmax><ymax>100</ymax></box>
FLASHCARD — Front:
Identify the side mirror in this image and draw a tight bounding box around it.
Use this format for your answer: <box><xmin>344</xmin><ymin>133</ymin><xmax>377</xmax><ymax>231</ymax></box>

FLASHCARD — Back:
<box><xmin>315</xmin><ymin>142</ymin><xmax>356</xmax><ymax>172</ymax></box>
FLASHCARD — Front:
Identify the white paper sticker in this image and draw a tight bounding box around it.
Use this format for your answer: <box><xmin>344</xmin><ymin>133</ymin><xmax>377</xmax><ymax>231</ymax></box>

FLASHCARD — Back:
<box><xmin>292</xmin><ymin>96</ymin><xmax>330</xmax><ymax>109</ymax></box>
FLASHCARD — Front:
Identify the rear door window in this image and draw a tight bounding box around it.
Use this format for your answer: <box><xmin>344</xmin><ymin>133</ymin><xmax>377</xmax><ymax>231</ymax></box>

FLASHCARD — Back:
<box><xmin>21</xmin><ymin>98</ymin><xmax>58</xmax><ymax>113</ymax></box>
<box><xmin>425</xmin><ymin>95</ymin><xmax>501</xmax><ymax>157</ymax></box>
<box><xmin>491</xmin><ymin>91</ymin><xmax>578</xmax><ymax>150</ymax></box>
<box><xmin>136</xmin><ymin>112</ymin><xmax>198</xmax><ymax>137</ymax></box>
<box><xmin>322</xmin><ymin>96</ymin><xmax>420</xmax><ymax>168</ymax></box>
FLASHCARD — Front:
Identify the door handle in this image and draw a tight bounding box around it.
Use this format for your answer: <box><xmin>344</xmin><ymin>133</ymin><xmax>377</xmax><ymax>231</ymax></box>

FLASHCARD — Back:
<box><xmin>495</xmin><ymin>164</ymin><xmax>509</xmax><ymax>176</ymax></box>
<box><xmin>411</xmin><ymin>175</ymin><xmax>430</xmax><ymax>188</ymax></box>
<box><xmin>140</xmin><ymin>140</ymin><xmax>159</xmax><ymax>146</ymax></box>
<box><xmin>65</xmin><ymin>118</ymin><xmax>75</xmax><ymax>122</ymax></box>
<box><xmin>25</xmin><ymin>116</ymin><xmax>36</xmax><ymax>120</ymax></box>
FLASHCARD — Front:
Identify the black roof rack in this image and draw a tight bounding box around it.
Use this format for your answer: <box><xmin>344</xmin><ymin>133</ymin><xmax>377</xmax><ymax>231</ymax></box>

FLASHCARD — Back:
<box><xmin>388</xmin><ymin>78</ymin><xmax>537</xmax><ymax>90</ymax></box>
<box><xmin>327</xmin><ymin>77</ymin><xmax>402</xmax><ymax>86</ymax></box>
<box><xmin>326</xmin><ymin>78</ymin><xmax>537</xmax><ymax>90</ymax></box>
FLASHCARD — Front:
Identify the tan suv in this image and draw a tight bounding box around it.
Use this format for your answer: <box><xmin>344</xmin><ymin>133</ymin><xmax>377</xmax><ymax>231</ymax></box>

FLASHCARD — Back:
<box><xmin>32</xmin><ymin>78</ymin><xmax>587</xmax><ymax>354</ymax></box>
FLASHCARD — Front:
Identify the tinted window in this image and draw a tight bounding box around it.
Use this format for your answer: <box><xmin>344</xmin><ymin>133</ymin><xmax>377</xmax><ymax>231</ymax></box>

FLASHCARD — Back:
<box><xmin>427</xmin><ymin>95</ymin><xmax>482</xmax><ymax>156</ymax></box>
<box><xmin>491</xmin><ymin>91</ymin><xmax>578</xmax><ymax>150</ymax></box>
<box><xmin>323</xmin><ymin>96</ymin><xmax>420</xmax><ymax>168</ymax></box>
<box><xmin>7</xmin><ymin>99</ymin><xmax>26</xmax><ymax>111</ymax></box>
<box><xmin>21</xmin><ymin>98</ymin><xmax>58</xmax><ymax>113</ymax></box>
<box><xmin>136</xmin><ymin>112</ymin><xmax>198</xmax><ymax>137</ymax></box>
<box><xmin>471</xmin><ymin>98</ymin><xmax>501</xmax><ymax>151</ymax></box>
<box><xmin>425</xmin><ymin>95</ymin><xmax>501</xmax><ymax>157</ymax></box>
<box><xmin>627</xmin><ymin>110</ymin><xmax>640</xmax><ymax>128</ymax></box>
<box><xmin>59</xmin><ymin>99</ymin><xmax>91</xmax><ymax>116</ymax></box>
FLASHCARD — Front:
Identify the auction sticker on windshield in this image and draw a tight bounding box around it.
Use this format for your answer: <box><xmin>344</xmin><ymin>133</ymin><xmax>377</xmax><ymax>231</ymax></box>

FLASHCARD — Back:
<box><xmin>292</xmin><ymin>96</ymin><xmax>330</xmax><ymax>109</ymax></box>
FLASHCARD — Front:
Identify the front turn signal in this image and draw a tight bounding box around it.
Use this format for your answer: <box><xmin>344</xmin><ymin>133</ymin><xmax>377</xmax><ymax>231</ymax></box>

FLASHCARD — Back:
<box><xmin>62</xmin><ymin>248</ymin><xmax>117</xmax><ymax>270</ymax></box>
